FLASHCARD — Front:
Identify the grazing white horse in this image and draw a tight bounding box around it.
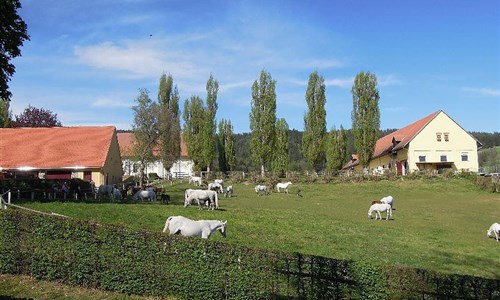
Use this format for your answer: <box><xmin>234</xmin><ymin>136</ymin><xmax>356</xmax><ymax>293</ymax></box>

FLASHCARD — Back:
<box><xmin>184</xmin><ymin>189</ymin><xmax>219</xmax><ymax>210</ymax></box>
<box><xmin>208</xmin><ymin>182</ymin><xmax>223</xmax><ymax>194</ymax></box>
<box><xmin>255</xmin><ymin>185</ymin><xmax>270</xmax><ymax>196</ymax></box>
<box><xmin>380</xmin><ymin>195</ymin><xmax>394</xmax><ymax>209</ymax></box>
<box><xmin>487</xmin><ymin>223</ymin><xmax>500</xmax><ymax>241</ymax></box>
<box><xmin>163</xmin><ymin>216</ymin><xmax>227</xmax><ymax>239</ymax></box>
<box><xmin>225</xmin><ymin>185</ymin><xmax>233</xmax><ymax>198</ymax></box>
<box><xmin>276</xmin><ymin>182</ymin><xmax>292</xmax><ymax>193</ymax></box>
<box><xmin>133</xmin><ymin>190</ymin><xmax>157</xmax><ymax>202</ymax></box>
<box><xmin>214</xmin><ymin>179</ymin><xmax>224</xmax><ymax>187</ymax></box>
<box><xmin>189</xmin><ymin>176</ymin><xmax>202</xmax><ymax>186</ymax></box>
<box><xmin>368</xmin><ymin>203</ymin><xmax>393</xmax><ymax>220</ymax></box>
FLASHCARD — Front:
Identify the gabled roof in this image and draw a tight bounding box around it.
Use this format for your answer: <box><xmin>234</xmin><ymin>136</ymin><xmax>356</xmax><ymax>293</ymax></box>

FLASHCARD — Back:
<box><xmin>117</xmin><ymin>132</ymin><xmax>189</xmax><ymax>158</ymax></box>
<box><xmin>372</xmin><ymin>110</ymin><xmax>441</xmax><ymax>159</ymax></box>
<box><xmin>0</xmin><ymin>126</ymin><xmax>117</xmax><ymax>170</ymax></box>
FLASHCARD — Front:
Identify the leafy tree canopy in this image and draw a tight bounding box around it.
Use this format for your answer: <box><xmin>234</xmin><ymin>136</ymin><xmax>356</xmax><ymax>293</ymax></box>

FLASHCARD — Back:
<box><xmin>12</xmin><ymin>105</ymin><xmax>62</xmax><ymax>127</ymax></box>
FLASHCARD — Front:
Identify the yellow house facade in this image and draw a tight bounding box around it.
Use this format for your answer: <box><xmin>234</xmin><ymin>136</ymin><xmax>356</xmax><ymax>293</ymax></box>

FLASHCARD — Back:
<box><xmin>344</xmin><ymin>110</ymin><xmax>482</xmax><ymax>175</ymax></box>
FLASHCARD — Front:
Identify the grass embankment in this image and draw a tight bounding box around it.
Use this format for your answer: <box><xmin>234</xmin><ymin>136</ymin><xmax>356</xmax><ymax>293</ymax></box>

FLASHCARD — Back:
<box><xmin>14</xmin><ymin>177</ymin><xmax>500</xmax><ymax>280</ymax></box>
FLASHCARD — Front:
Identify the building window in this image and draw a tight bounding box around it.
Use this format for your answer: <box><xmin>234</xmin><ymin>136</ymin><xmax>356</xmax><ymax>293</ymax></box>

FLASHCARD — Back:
<box><xmin>440</xmin><ymin>155</ymin><xmax>447</xmax><ymax>162</ymax></box>
<box><xmin>419</xmin><ymin>155</ymin><xmax>426</xmax><ymax>162</ymax></box>
<box><xmin>461</xmin><ymin>154</ymin><xmax>468</xmax><ymax>161</ymax></box>
<box><xmin>444</xmin><ymin>132</ymin><xmax>449</xmax><ymax>142</ymax></box>
<box><xmin>436</xmin><ymin>132</ymin><xmax>442</xmax><ymax>142</ymax></box>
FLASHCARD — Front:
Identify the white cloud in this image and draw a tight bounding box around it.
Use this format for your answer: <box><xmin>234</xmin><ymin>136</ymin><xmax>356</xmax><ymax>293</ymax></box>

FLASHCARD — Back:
<box><xmin>324</xmin><ymin>77</ymin><xmax>354</xmax><ymax>88</ymax></box>
<box><xmin>91</xmin><ymin>97</ymin><xmax>133</xmax><ymax>108</ymax></box>
<box><xmin>462</xmin><ymin>87</ymin><xmax>500</xmax><ymax>97</ymax></box>
<box><xmin>378</xmin><ymin>75</ymin><xmax>402</xmax><ymax>86</ymax></box>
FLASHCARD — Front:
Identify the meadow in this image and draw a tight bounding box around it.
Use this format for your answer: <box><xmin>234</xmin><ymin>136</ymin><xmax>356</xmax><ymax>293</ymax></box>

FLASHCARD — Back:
<box><xmin>19</xmin><ymin>177</ymin><xmax>500</xmax><ymax>280</ymax></box>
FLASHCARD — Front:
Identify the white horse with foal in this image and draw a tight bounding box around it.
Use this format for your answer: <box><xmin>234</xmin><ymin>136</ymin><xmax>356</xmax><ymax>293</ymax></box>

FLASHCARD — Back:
<box><xmin>487</xmin><ymin>223</ymin><xmax>500</xmax><ymax>242</ymax></box>
<box><xmin>163</xmin><ymin>216</ymin><xmax>226</xmax><ymax>239</ymax></box>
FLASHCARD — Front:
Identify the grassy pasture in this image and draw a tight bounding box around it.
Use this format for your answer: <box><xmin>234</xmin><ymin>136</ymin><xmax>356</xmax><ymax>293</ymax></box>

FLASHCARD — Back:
<box><xmin>18</xmin><ymin>177</ymin><xmax>500</xmax><ymax>279</ymax></box>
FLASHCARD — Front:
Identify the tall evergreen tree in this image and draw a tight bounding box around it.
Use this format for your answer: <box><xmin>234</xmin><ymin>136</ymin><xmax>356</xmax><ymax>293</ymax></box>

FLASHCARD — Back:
<box><xmin>1</xmin><ymin>0</ymin><xmax>29</xmax><ymax>101</ymax></box>
<box><xmin>202</xmin><ymin>74</ymin><xmax>218</xmax><ymax>173</ymax></box>
<box><xmin>326</xmin><ymin>125</ymin><xmax>348</xmax><ymax>171</ymax></box>
<box><xmin>272</xmin><ymin>118</ymin><xmax>289</xmax><ymax>177</ymax></box>
<box><xmin>302</xmin><ymin>71</ymin><xmax>327</xmax><ymax>172</ymax></box>
<box><xmin>218</xmin><ymin>119</ymin><xmax>236</xmax><ymax>173</ymax></box>
<box><xmin>249</xmin><ymin>70</ymin><xmax>277</xmax><ymax>177</ymax></box>
<box><xmin>157</xmin><ymin>73</ymin><xmax>181</xmax><ymax>174</ymax></box>
<box><xmin>351</xmin><ymin>71</ymin><xmax>380</xmax><ymax>168</ymax></box>
<box><xmin>182</xmin><ymin>96</ymin><xmax>205</xmax><ymax>172</ymax></box>
<box><xmin>132</xmin><ymin>88</ymin><xmax>160</xmax><ymax>188</ymax></box>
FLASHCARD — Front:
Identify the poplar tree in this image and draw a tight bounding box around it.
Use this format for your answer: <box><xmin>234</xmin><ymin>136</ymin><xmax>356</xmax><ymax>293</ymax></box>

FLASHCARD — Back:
<box><xmin>202</xmin><ymin>74</ymin><xmax>218</xmax><ymax>173</ymax></box>
<box><xmin>351</xmin><ymin>71</ymin><xmax>380</xmax><ymax>168</ymax></box>
<box><xmin>0</xmin><ymin>100</ymin><xmax>12</xmax><ymax>128</ymax></box>
<box><xmin>218</xmin><ymin>119</ymin><xmax>236</xmax><ymax>173</ymax></box>
<box><xmin>249</xmin><ymin>70</ymin><xmax>276</xmax><ymax>177</ymax></box>
<box><xmin>326</xmin><ymin>125</ymin><xmax>348</xmax><ymax>171</ymax></box>
<box><xmin>157</xmin><ymin>73</ymin><xmax>181</xmax><ymax>173</ymax></box>
<box><xmin>182</xmin><ymin>96</ymin><xmax>205</xmax><ymax>171</ymax></box>
<box><xmin>132</xmin><ymin>88</ymin><xmax>160</xmax><ymax>188</ymax></box>
<box><xmin>302</xmin><ymin>71</ymin><xmax>327</xmax><ymax>172</ymax></box>
<box><xmin>272</xmin><ymin>118</ymin><xmax>289</xmax><ymax>177</ymax></box>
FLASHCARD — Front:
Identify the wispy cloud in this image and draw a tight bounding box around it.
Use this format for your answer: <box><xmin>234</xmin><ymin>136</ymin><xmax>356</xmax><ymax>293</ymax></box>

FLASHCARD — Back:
<box><xmin>91</xmin><ymin>97</ymin><xmax>133</xmax><ymax>108</ymax></box>
<box><xmin>462</xmin><ymin>87</ymin><xmax>500</xmax><ymax>97</ymax></box>
<box><xmin>378</xmin><ymin>75</ymin><xmax>403</xmax><ymax>86</ymax></box>
<box><xmin>324</xmin><ymin>77</ymin><xmax>354</xmax><ymax>88</ymax></box>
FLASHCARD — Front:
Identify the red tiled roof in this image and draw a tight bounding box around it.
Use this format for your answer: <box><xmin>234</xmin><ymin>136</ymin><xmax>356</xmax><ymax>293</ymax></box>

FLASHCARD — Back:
<box><xmin>117</xmin><ymin>132</ymin><xmax>188</xmax><ymax>158</ymax></box>
<box><xmin>372</xmin><ymin>110</ymin><xmax>441</xmax><ymax>159</ymax></box>
<box><xmin>0</xmin><ymin>126</ymin><xmax>116</xmax><ymax>169</ymax></box>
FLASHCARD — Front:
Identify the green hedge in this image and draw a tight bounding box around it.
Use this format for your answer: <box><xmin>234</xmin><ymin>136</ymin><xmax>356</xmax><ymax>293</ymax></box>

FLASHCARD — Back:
<box><xmin>1</xmin><ymin>209</ymin><xmax>498</xmax><ymax>299</ymax></box>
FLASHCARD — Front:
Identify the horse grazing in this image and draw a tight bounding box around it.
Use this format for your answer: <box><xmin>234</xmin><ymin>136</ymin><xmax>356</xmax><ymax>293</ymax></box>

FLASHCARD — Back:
<box><xmin>208</xmin><ymin>182</ymin><xmax>223</xmax><ymax>194</ymax></box>
<box><xmin>380</xmin><ymin>195</ymin><xmax>394</xmax><ymax>209</ymax></box>
<box><xmin>189</xmin><ymin>176</ymin><xmax>202</xmax><ymax>186</ymax></box>
<box><xmin>276</xmin><ymin>182</ymin><xmax>292</xmax><ymax>193</ymax></box>
<box><xmin>225</xmin><ymin>185</ymin><xmax>233</xmax><ymax>198</ymax></box>
<box><xmin>133</xmin><ymin>190</ymin><xmax>157</xmax><ymax>202</ymax></box>
<box><xmin>163</xmin><ymin>216</ymin><xmax>227</xmax><ymax>239</ymax></box>
<box><xmin>184</xmin><ymin>189</ymin><xmax>219</xmax><ymax>210</ymax></box>
<box><xmin>214</xmin><ymin>179</ymin><xmax>224</xmax><ymax>187</ymax></box>
<box><xmin>487</xmin><ymin>223</ymin><xmax>500</xmax><ymax>241</ymax></box>
<box><xmin>255</xmin><ymin>185</ymin><xmax>270</xmax><ymax>196</ymax></box>
<box><xmin>368</xmin><ymin>203</ymin><xmax>393</xmax><ymax>220</ymax></box>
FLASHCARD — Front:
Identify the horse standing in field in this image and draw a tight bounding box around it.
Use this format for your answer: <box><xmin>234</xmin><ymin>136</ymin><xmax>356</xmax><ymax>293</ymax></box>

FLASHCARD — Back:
<box><xmin>97</xmin><ymin>185</ymin><xmax>121</xmax><ymax>201</ymax></box>
<box><xmin>208</xmin><ymin>182</ymin><xmax>223</xmax><ymax>194</ymax></box>
<box><xmin>368</xmin><ymin>203</ymin><xmax>393</xmax><ymax>220</ymax></box>
<box><xmin>184</xmin><ymin>189</ymin><xmax>219</xmax><ymax>210</ymax></box>
<box><xmin>276</xmin><ymin>182</ymin><xmax>292</xmax><ymax>193</ymax></box>
<box><xmin>189</xmin><ymin>176</ymin><xmax>202</xmax><ymax>186</ymax></box>
<box><xmin>225</xmin><ymin>185</ymin><xmax>233</xmax><ymax>198</ymax></box>
<box><xmin>162</xmin><ymin>216</ymin><xmax>227</xmax><ymax>239</ymax></box>
<box><xmin>255</xmin><ymin>185</ymin><xmax>270</xmax><ymax>196</ymax></box>
<box><xmin>133</xmin><ymin>190</ymin><xmax>157</xmax><ymax>202</ymax></box>
<box><xmin>487</xmin><ymin>223</ymin><xmax>500</xmax><ymax>241</ymax></box>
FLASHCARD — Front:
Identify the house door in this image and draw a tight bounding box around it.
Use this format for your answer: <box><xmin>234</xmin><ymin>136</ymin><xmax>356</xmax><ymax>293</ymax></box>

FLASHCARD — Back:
<box><xmin>396</xmin><ymin>161</ymin><xmax>403</xmax><ymax>176</ymax></box>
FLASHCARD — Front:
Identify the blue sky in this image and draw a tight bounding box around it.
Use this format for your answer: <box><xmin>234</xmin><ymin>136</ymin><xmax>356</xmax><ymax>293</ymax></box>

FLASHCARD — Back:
<box><xmin>9</xmin><ymin>0</ymin><xmax>500</xmax><ymax>133</ymax></box>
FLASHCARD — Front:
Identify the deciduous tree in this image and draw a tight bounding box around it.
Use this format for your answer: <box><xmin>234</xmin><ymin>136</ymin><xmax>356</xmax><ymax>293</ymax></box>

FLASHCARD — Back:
<box><xmin>12</xmin><ymin>105</ymin><xmax>62</xmax><ymax>127</ymax></box>
<box><xmin>157</xmin><ymin>73</ymin><xmax>181</xmax><ymax>173</ymax></box>
<box><xmin>326</xmin><ymin>125</ymin><xmax>348</xmax><ymax>172</ymax></box>
<box><xmin>0</xmin><ymin>99</ymin><xmax>12</xmax><ymax>127</ymax></box>
<box><xmin>182</xmin><ymin>96</ymin><xmax>205</xmax><ymax>172</ymax></box>
<box><xmin>132</xmin><ymin>88</ymin><xmax>160</xmax><ymax>188</ymax></box>
<box><xmin>272</xmin><ymin>118</ymin><xmax>289</xmax><ymax>177</ymax></box>
<box><xmin>1</xmin><ymin>0</ymin><xmax>30</xmax><ymax>101</ymax></box>
<box><xmin>351</xmin><ymin>71</ymin><xmax>380</xmax><ymax>168</ymax></box>
<box><xmin>217</xmin><ymin>119</ymin><xmax>236</xmax><ymax>173</ymax></box>
<box><xmin>202</xmin><ymin>74</ymin><xmax>218</xmax><ymax>173</ymax></box>
<box><xmin>302</xmin><ymin>71</ymin><xmax>327</xmax><ymax>172</ymax></box>
<box><xmin>249</xmin><ymin>70</ymin><xmax>276</xmax><ymax>177</ymax></box>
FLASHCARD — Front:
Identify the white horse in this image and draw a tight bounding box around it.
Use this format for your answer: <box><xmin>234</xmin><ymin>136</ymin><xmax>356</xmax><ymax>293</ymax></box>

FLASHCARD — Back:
<box><xmin>276</xmin><ymin>181</ymin><xmax>292</xmax><ymax>193</ymax></box>
<box><xmin>163</xmin><ymin>216</ymin><xmax>227</xmax><ymax>239</ymax></box>
<box><xmin>97</xmin><ymin>184</ymin><xmax>113</xmax><ymax>199</ymax></box>
<box><xmin>214</xmin><ymin>179</ymin><xmax>224</xmax><ymax>187</ymax></box>
<box><xmin>208</xmin><ymin>182</ymin><xmax>223</xmax><ymax>194</ymax></box>
<box><xmin>368</xmin><ymin>203</ymin><xmax>393</xmax><ymax>220</ymax></box>
<box><xmin>225</xmin><ymin>185</ymin><xmax>233</xmax><ymax>198</ymax></box>
<box><xmin>184</xmin><ymin>189</ymin><xmax>219</xmax><ymax>210</ymax></box>
<box><xmin>133</xmin><ymin>190</ymin><xmax>157</xmax><ymax>202</ymax></box>
<box><xmin>487</xmin><ymin>223</ymin><xmax>500</xmax><ymax>241</ymax></box>
<box><xmin>255</xmin><ymin>185</ymin><xmax>270</xmax><ymax>196</ymax></box>
<box><xmin>189</xmin><ymin>176</ymin><xmax>202</xmax><ymax>186</ymax></box>
<box><xmin>380</xmin><ymin>195</ymin><xmax>394</xmax><ymax>209</ymax></box>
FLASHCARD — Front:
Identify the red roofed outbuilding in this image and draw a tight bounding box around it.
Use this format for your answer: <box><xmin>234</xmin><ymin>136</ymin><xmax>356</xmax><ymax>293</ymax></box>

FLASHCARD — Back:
<box><xmin>343</xmin><ymin>110</ymin><xmax>482</xmax><ymax>175</ymax></box>
<box><xmin>0</xmin><ymin>126</ymin><xmax>123</xmax><ymax>185</ymax></box>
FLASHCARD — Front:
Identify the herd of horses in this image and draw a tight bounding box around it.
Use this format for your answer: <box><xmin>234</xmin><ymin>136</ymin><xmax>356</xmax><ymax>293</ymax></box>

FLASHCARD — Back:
<box><xmin>97</xmin><ymin>176</ymin><xmax>500</xmax><ymax>242</ymax></box>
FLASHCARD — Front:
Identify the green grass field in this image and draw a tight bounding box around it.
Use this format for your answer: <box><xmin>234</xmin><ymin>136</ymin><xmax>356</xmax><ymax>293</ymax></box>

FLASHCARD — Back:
<box><xmin>18</xmin><ymin>177</ymin><xmax>500</xmax><ymax>279</ymax></box>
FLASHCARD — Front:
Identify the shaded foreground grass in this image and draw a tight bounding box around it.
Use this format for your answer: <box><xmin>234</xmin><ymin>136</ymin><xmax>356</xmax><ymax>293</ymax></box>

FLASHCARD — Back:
<box><xmin>0</xmin><ymin>274</ymin><xmax>175</xmax><ymax>300</ymax></box>
<box><xmin>16</xmin><ymin>177</ymin><xmax>500</xmax><ymax>280</ymax></box>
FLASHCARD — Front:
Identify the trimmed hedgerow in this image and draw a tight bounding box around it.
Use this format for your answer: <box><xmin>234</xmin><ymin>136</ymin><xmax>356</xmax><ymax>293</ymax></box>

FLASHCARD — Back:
<box><xmin>0</xmin><ymin>209</ymin><xmax>498</xmax><ymax>299</ymax></box>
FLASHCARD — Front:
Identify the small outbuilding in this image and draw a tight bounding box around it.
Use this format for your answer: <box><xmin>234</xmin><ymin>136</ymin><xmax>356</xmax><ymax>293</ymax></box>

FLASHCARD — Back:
<box><xmin>0</xmin><ymin>126</ymin><xmax>123</xmax><ymax>186</ymax></box>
